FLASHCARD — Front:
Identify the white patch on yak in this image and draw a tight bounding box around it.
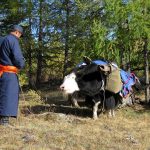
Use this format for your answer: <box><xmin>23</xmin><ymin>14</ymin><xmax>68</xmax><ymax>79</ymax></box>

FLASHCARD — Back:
<box><xmin>60</xmin><ymin>72</ymin><xmax>79</xmax><ymax>94</ymax></box>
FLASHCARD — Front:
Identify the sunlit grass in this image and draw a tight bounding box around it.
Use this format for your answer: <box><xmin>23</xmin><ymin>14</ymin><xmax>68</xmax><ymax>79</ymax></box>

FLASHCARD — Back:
<box><xmin>0</xmin><ymin>90</ymin><xmax>150</xmax><ymax>150</ymax></box>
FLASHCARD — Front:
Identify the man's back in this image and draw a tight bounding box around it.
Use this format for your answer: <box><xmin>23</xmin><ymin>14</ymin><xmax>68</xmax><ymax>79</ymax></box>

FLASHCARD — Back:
<box><xmin>0</xmin><ymin>34</ymin><xmax>25</xmax><ymax>69</ymax></box>
<box><xmin>0</xmin><ymin>36</ymin><xmax>4</xmax><ymax>47</ymax></box>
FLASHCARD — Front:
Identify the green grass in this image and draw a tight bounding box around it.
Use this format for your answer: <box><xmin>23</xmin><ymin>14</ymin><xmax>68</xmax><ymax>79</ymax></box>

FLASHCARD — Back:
<box><xmin>0</xmin><ymin>90</ymin><xmax>150</xmax><ymax>150</ymax></box>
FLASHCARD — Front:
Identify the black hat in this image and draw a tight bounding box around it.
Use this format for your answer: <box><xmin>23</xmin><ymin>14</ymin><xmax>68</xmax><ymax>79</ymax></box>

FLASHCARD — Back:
<box><xmin>12</xmin><ymin>25</ymin><xmax>23</xmax><ymax>34</ymax></box>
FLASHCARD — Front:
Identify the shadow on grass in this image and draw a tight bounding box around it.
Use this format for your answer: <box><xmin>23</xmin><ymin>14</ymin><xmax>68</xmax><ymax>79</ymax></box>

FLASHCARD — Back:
<box><xmin>21</xmin><ymin>89</ymin><xmax>150</xmax><ymax>118</ymax></box>
<box><xmin>122</xmin><ymin>98</ymin><xmax>150</xmax><ymax>117</ymax></box>
<box><xmin>21</xmin><ymin>94</ymin><xmax>93</xmax><ymax>118</ymax></box>
<box><xmin>133</xmin><ymin>101</ymin><xmax>150</xmax><ymax>115</ymax></box>
<box><xmin>21</xmin><ymin>105</ymin><xmax>92</xmax><ymax>118</ymax></box>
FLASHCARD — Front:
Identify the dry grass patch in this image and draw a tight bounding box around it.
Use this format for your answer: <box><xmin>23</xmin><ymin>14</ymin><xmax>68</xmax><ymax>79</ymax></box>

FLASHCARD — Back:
<box><xmin>0</xmin><ymin>90</ymin><xmax>150</xmax><ymax>150</ymax></box>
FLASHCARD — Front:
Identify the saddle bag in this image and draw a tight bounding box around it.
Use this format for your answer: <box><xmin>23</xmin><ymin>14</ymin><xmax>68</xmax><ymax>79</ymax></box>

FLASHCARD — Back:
<box><xmin>105</xmin><ymin>66</ymin><xmax>122</xmax><ymax>93</ymax></box>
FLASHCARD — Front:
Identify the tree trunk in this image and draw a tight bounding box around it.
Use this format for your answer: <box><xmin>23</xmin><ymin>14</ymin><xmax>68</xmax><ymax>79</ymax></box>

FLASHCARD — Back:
<box><xmin>36</xmin><ymin>0</ymin><xmax>43</xmax><ymax>87</ymax></box>
<box><xmin>28</xmin><ymin>17</ymin><xmax>33</xmax><ymax>88</ymax></box>
<box><xmin>143</xmin><ymin>38</ymin><xmax>150</xmax><ymax>103</ymax></box>
<box><xmin>119</xmin><ymin>44</ymin><xmax>126</xmax><ymax>70</ymax></box>
<box><xmin>63</xmin><ymin>0</ymin><xmax>70</xmax><ymax>77</ymax></box>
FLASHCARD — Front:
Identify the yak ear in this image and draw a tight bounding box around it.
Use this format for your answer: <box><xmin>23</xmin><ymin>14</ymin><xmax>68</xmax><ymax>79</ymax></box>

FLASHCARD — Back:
<box><xmin>83</xmin><ymin>56</ymin><xmax>92</xmax><ymax>65</ymax></box>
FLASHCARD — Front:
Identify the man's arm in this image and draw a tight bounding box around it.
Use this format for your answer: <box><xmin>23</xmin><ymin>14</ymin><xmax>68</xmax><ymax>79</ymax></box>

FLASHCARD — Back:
<box><xmin>11</xmin><ymin>39</ymin><xmax>25</xmax><ymax>69</ymax></box>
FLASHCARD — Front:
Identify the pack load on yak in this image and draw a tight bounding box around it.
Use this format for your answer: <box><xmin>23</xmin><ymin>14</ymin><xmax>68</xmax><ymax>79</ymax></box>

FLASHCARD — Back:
<box><xmin>77</xmin><ymin>56</ymin><xmax>139</xmax><ymax>98</ymax></box>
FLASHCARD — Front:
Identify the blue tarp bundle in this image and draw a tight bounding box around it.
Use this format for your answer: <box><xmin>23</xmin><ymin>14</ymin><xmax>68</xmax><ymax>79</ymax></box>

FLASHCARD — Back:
<box><xmin>120</xmin><ymin>70</ymin><xmax>137</xmax><ymax>97</ymax></box>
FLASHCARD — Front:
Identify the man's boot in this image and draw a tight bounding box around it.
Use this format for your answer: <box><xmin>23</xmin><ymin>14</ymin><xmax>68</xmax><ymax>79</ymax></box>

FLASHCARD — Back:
<box><xmin>0</xmin><ymin>116</ymin><xmax>9</xmax><ymax>126</ymax></box>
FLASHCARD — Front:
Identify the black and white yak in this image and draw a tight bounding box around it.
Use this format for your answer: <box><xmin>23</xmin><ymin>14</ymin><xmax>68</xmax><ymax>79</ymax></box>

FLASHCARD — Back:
<box><xmin>60</xmin><ymin>62</ymin><xmax>140</xmax><ymax>119</ymax></box>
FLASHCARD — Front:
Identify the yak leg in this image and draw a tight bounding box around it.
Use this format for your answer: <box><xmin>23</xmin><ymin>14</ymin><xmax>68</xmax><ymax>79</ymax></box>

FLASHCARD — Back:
<box><xmin>93</xmin><ymin>101</ymin><xmax>101</xmax><ymax>119</ymax></box>
<box><xmin>68</xmin><ymin>94</ymin><xmax>79</xmax><ymax>107</ymax></box>
<box><xmin>72</xmin><ymin>97</ymin><xmax>80</xmax><ymax>107</ymax></box>
<box><xmin>108</xmin><ymin>109</ymin><xmax>115</xmax><ymax>117</ymax></box>
<box><xmin>108</xmin><ymin>110</ymin><xmax>111</xmax><ymax>117</ymax></box>
<box><xmin>111</xmin><ymin>109</ymin><xmax>115</xmax><ymax>117</ymax></box>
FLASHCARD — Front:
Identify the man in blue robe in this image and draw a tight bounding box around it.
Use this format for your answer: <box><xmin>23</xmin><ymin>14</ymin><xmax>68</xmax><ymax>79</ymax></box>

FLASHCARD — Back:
<box><xmin>0</xmin><ymin>25</ymin><xmax>25</xmax><ymax>126</ymax></box>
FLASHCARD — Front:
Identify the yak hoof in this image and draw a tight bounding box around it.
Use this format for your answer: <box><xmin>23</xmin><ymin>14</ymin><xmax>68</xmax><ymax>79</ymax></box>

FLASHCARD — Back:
<box><xmin>93</xmin><ymin>115</ymin><xmax>98</xmax><ymax>120</ymax></box>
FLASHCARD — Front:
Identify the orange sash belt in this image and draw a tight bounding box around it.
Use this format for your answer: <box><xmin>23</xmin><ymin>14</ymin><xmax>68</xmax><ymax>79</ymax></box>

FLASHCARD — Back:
<box><xmin>0</xmin><ymin>64</ymin><xmax>19</xmax><ymax>77</ymax></box>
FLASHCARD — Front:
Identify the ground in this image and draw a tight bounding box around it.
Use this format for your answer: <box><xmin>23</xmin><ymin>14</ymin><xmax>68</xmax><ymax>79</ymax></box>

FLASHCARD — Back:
<box><xmin>0</xmin><ymin>89</ymin><xmax>150</xmax><ymax>150</ymax></box>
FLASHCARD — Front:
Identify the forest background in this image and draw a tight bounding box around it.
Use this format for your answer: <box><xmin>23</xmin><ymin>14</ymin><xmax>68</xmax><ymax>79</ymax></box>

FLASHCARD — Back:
<box><xmin>0</xmin><ymin>0</ymin><xmax>149</xmax><ymax>102</ymax></box>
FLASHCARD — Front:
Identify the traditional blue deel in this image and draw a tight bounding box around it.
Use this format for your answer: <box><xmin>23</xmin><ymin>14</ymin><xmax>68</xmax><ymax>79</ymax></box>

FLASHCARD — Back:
<box><xmin>0</xmin><ymin>36</ymin><xmax>4</xmax><ymax>47</ymax></box>
<box><xmin>0</xmin><ymin>34</ymin><xmax>25</xmax><ymax>117</ymax></box>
